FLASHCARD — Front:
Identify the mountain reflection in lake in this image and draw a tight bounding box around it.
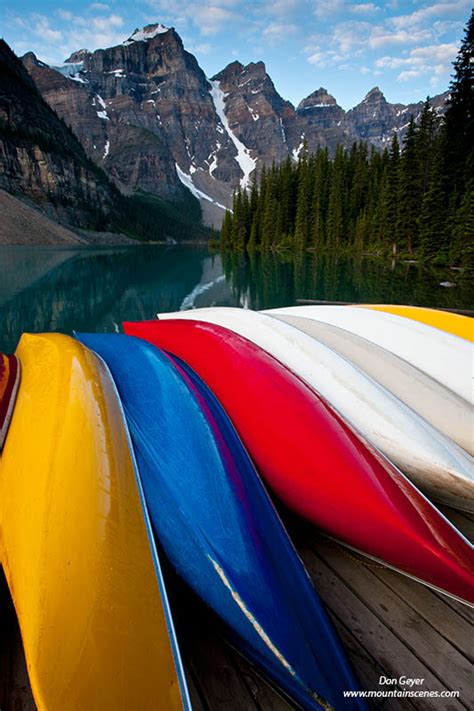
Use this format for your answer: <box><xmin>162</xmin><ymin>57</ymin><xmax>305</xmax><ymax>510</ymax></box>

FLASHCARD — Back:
<box><xmin>1</xmin><ymin>245</ymin><xmax>472</xmax><ymax>352</ymax></box>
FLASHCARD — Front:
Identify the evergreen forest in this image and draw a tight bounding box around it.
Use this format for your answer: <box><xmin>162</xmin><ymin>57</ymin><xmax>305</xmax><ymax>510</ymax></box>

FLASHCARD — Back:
<box><xmin>219</xmin><ymin>11</ymin><xmax>473</xmax><ymax>267</ymax></box>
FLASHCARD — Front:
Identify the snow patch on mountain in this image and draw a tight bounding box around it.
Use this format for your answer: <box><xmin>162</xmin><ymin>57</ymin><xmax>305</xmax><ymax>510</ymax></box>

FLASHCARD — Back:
<box><xmin>249</xmin><ymin>106</ymin><xmax>260</xmax><ymax>122</ymax></box>
<box><xmin>209</xmin><ymin>79</ymin><xmax>256</xmax><ymax>190</ymax></box>
<box><xmin>92</xmin><ymin>95</ymin><xmax>109</xmax><ymax>120</ymax></box>
<box><xmin>52</xmin><ymin>61</ymin><xmax>88</xmax><ymax>83</ymax></box>
<box><xmin>292</xmin><ymin>136</ymin><xmax>305</xmax><ymax>161</ymax></box>
<box><xmin>52</xmin><ymin>61</ymin><xmax>83</xmax><ymax>77</ymax></box>
<box><xmin>176</xmin><ymin>164</ymin><xmax>227</xmax><ymax>210</ymax></box>
<box><xmin>124</xmin><ymin>24</ymin><xmax>169</xmax><ymax>45</ymax></box>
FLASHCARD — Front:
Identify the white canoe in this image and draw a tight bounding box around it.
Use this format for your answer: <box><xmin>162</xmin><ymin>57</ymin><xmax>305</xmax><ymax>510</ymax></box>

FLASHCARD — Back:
<box><xmin>271</xmin><ymin>314</ymin><xmax>473</xmax><ymax>456</ymax></box>
<box><xmin>157</xmin><ymin>307</ymin><xmax>474</xmax><ymax>512</ymax></box>
<box><xmin>264</xmin><ymin>305</ymin><xmax>473</xmax><ymax>404</ymax></box>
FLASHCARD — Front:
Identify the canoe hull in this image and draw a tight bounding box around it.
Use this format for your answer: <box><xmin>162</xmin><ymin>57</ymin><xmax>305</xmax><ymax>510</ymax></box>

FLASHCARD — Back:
<box><xmin>357</xmin><ymin>304</ymin><xmax>474</xmax><ymax>342</ymax></box>
<box><xmin>77</xmin><ymin>332</ymin><xmax>366</xmax><ymax>710</ymax></box>
<box><xmin>155</xmin><ymin>307</ymin><xmax>473</xmax><ymax>513</ymax></box>
<box><xmin>125</xmin><ymin>319</ymin><xmax>474</xmax><ymax>606</ymax></box>
<box><xmin>0</xmin><ymin>353</ymin><xmax>20</xmax><ymax>449</ymax></box>
<box><xmin>264</xmin><ymin>305</ymin><xmax>473</xmax><ymax>403</ymax></box>
<box><xmin>272</xmin><ymin>313</ymin><xmax>474</xmax><ymax>457</ymax></box>
<box><xmin>0</xmin><ymin>334</ymin><xmax>184</xmax><ymax>711</ymax></box>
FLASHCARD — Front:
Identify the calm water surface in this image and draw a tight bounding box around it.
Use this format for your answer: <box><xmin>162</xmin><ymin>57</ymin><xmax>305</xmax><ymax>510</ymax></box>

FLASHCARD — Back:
<box><xmin>1</xmin><ymin>245</ymin><xmax>472</xmax><ymax>352</ymax></box>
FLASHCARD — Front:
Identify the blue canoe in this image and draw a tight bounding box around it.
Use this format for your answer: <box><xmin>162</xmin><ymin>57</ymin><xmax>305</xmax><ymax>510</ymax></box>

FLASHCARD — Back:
<box><xmin>77</xmin><ymin>332</ymin><xmax>366</xmax><ymax>711</ymax></box>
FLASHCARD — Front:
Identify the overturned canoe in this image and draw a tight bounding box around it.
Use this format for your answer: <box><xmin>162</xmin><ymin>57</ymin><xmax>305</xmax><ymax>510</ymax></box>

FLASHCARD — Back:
<box><xmin>264</xmin><ymin>305</ymin><xmax>473</xmax><ymax>403</ymax></box>
<box><xmin>125</xmin><ymin>319</ymin><xmax>474</xmax><ymax>605</ymax></box>
<box><xmin>0</xmin><ymin>353</ymin><xmax>20</xmax><ymax>449</ymax></box>
<box><xmin>77</xmin><ymin>332</ymin><xmax>366</xmax><ymax>711</ymax></box>
<box><xmin>357</xmin><ymin>304</ymin><xmax>474</xmax><ymax>342</ymax></box>
<box><xmin>270</xmin><ymin>314</ymin><xmax>473</xmax><ymax>456</ymax></box>
<box><xmin>0</xmin><ymin>334</ymin><xmax>187</xmax><ymax>711</ymax></box>
<box><xmin>154</xmin><ymin>308</ymin><xmax>473</xmax><ymax>512</ymax></box>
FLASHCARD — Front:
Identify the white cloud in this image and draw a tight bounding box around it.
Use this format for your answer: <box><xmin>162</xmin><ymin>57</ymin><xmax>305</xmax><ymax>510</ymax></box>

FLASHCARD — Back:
<box><xmin>331</xmin><ymin>20</ymin><xmax>371</xmax><ymax>53</ymax></box>
<box><xmin>145</xmin><ymin>0</ymin><xmax>241</xmax><ymax>35</ymax></box>
<box><xmin>91</xmin><ymin>14</ymin><xmax>124</xmax><ymax>31</ymax></box>
<box><xmin>34</xmin><ymin>17</ymin><xmax>62</xmax><ymax>42</ymax></box>
<box><xmin>263</xmin><ymin>0</ymin><xmax>302</xmax><ymax>17</ymax></box>
<box><xmin>351</xmin><ymin>3</ymin><xmax>380</xmax><ymax>14</ymax></box>
<box><xmin>193</xmin><ymin>6</ymin><xmax>237</xmax><ymax>35</ymax></box>
<box><xmin>368</xmin><ymin>28</ymin><xmax>432</xmax><ymax>48</ymax></box>
<box><xmin>185</xmin><ymin>41</ymin><xmax>212</xmax><ymax>54</ymax></box>
<box><xmin>9</xmin><ymin>11</ymin><xmax>128</xmax><ymax>61</ymax></box>
<box><xmin>263</xmin><ymin>23</ymin><xmax>297</xmax><ymax>40</ymax></box>
<box><xmin>376</xmin><ymin>43</ymin><xmax>458</xmax><ymax>69</ymax></box>
<box><xmin>376</xmin><ymin>42</ymin><xmax>459</xmax><ymax>84</ymax></box>
<box><xmin>390</xmin><ymin>1</ymin><xmax>471</xmax><ymax>31</ymax></box>
<box><xmin>307</xmin><ymin>45</ymin><xmax>345</xmax><ymax>67</ymax></box>
<box><xmin>314</xmin><ymin>0</ymin><xmax>345</xmax><ymax>19</ymax></box>
<box><xmin>314</xmin><ymin>0</ymin><xmax>380</xmax><ymax>18</ymax></box>
<box><xmin>90</xmin><ymin>3</ymin><xmax>110</xmax><ymax>9</ymax></box>
<box><xmin>57</xmin><ymin>10</ymin><xmax>74</xmax><ymax>21</ymax></box>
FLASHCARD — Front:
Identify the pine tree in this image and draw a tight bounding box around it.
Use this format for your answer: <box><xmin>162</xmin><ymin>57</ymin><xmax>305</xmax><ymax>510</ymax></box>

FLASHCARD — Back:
<box><xmin>398</xmin><ymin>118</ymin><xmax>421</xmax><ymax>253</ymax></box>
<box><xmin>386</xmin><ymin>134</ymin><xmax>400</xmax><ymax>252</ymax></box>
<box><xmin>220</xmin><ymin>210</ymin><xmax>233</xmax><ymax>249</ymax></box>
<box><xmin>326</xmin><ymin>146</ymin><xmax>345</xmax><ymax>249</ymax></box>
<box><xmin>444</xmin><ymin>10</ymin><xmax>474</xmax><ymax>195</ymax></box>
<box><xmin>416</xmin><ymin>100</ymin><xmax>439</xmax><ymax>198</ymax></box>
<box><xmin>294</xmin><ymin>156</ymin><xmax>311</xmax><ymax>250</ymax></box>
<box><xmin>231</xmin><ymin>189</ymin><xmax>247</xmax><ymax>250</ymax></box>
<box><xmin>419</xmin><ymin>135</ymin><xmax>448</xmax><ymax>260</ymax></box>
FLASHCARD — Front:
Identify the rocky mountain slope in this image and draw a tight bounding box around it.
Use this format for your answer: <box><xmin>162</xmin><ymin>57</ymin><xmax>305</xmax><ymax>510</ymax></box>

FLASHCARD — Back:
<box><xmin>0</xmin><ymin>39</ymin><xmax>118</xmax><ymax>229</ymax></box>
<box><xmin>0</xmin><ymin>38</ymin><xmax>209</xmax><ymax>242</ymax></box>
<box><xmin>0</xmin><ymin>189</ymin><xmax>88</xmax><ymax>244</ymax></box>
<box><xmin>19</xmin><ymin>24</ymin><xmax>448</xmax><ymax>226</ymax></box>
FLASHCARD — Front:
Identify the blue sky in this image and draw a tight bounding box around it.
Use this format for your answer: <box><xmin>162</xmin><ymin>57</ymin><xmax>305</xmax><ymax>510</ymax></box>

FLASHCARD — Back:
<box><xmin>1</xmin><ymin>1</ymin><xmax>470</xmax><ymax>109</ymax></box>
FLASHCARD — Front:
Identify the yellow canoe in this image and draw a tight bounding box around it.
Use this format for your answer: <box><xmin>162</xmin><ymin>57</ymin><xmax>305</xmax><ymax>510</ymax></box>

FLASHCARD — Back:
<box><xmin>357</xmin><ymin>304</ymin><xmax>473</xmax><ymax>342</ymax></box>
<box><xmin>0</xmin><ymin>334</ymin><xmax>185</xmax><ymax>710</ymax></box>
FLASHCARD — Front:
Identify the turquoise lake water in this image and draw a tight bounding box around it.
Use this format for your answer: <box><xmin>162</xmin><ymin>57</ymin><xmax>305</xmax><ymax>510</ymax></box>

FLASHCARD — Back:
<box><xmin>1</xmin><ymin>245</ymin><xmax>472</xmax><ymax>352</ymax></box>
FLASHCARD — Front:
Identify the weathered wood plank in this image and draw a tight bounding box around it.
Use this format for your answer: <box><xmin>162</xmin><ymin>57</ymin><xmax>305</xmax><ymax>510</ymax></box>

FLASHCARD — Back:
<box><xmin>184</xmin><ymin>667</ymin><xmax>209</xmax><ymax>711</ymax></box>
<box><xmin>312</xmin><ymin>538</ymin><xmax>472</xmax><ymax>706</ymax></box>
<box><xmin>0</xmin><ymin>571</ymin><xmax>36</xmax><ymax>711</ymax></box>
<box><xmin>368</xmin><ymin>566</ymin><xmax>473</xmax><ymax>662</ymax></box>
<box><xmin>231</xmin><ymin>652</ymin><xmax>296</xmax><ymax>710</ymax></box>
<box><xmin>324</xmin><ymin>609</ymin><xmax>416</xmax><ymax>710</ymax></box>
<box><xmin>430</xmin><ymin>589</ymin><xmax>473</xmax><ymax>624</ymax></box>
<box><xmin>298</xmin><ymin>542</ymin><xmax>465</xmax><ymax>711</ymax></box>
<box><xmin>185</xmin><ymin>634</ymin><xmax>260</xmax><ymax>711</ymax></box>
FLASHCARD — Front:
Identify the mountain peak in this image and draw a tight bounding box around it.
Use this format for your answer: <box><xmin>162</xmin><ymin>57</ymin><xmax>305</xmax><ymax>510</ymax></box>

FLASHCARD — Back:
<box><xmin>21</xmin><ymin>51</ymin><xmax>42</xmax><ymax>68</ymax></box>
<box><xmin>123</xmin><ymin>23</ymin><xmax>170</xmax><ymax>45</ymax></box>
<box><xmin>64</xmin><ymin>49</ymin><xmax>90</xmax><ymax>63</ymax></box>
<box><xmin>297</xmin><ymin>87</ymin><xmax>339</xmax><ymax>112</ymax></box>
<box><xmin>363</xmin><ymin>86</ymin><xmax>385</xmax><ymax>103</ymax></box>
<box><xmin>246</xmin><ymin>60</ymin><xmax>266</xmax><ymax>74</ymax></box>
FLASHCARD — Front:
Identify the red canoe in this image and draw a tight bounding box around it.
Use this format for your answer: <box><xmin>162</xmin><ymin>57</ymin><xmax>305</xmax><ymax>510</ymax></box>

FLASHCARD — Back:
<box><xmin>125</xmin><ymin>320</ymin><xmax>474</xmax><ymax>605</ymax></box>
<box><xmin>0</xmin><ymin>354</ymin><xmax>20</xmax><ymax>449</ymax></box>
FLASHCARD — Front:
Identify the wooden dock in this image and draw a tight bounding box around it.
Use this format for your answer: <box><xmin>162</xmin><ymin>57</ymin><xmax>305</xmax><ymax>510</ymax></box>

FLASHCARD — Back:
<box><xmin>1</xmin><ymin>506</ymin><xmax>472</xmax><ymax>710</ymax></box>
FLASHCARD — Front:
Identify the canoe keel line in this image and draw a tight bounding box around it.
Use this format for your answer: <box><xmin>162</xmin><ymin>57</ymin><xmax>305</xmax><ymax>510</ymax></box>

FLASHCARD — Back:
<box><xmin>155</xmin><ymin>307</ymin><xmax>473</xmax><ymax>513</ymax></box>
<box><xmin>0</xmin><ymin>353</ymin><xmax>20</xmax><ymax>449</ymax></box>
<box><xmin>77</xmin><ymin>332</ymin><xmax>365</xmax><ymax>710</ymax></box>
<box><xmin>0</xmin><ymin>334</ymin><xmax>186</xmax><ymax>711</ymax></box>
<box><xmin>0</xmin><ymin>299</ymin><xmax>472</xmax><ymax>709</ymax></box>
<box><xmin>126</xmin><ymin>318</ymin><xmax>474</xmax><ymax>607</ymax></box>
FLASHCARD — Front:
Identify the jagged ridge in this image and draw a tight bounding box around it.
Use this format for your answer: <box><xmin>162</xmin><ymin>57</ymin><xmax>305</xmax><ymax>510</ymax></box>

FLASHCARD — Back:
<box><xmin>17</xmin><ymin>25</ymin><xmax>449</xmax><ymax>226</ymax></box>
